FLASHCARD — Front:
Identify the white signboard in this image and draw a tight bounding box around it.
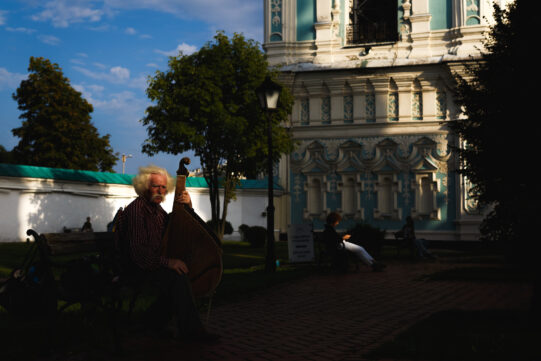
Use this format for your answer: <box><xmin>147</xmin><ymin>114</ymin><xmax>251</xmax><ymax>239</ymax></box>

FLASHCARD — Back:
<box><xmin>287</xmin><ymin>224</ymin><xmax>315</xmax><ymax>263</ymax></box>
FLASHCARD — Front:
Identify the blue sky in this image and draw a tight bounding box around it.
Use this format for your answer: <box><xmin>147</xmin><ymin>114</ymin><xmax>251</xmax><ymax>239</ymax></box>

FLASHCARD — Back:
<box><xmin>0</xmin><ymin>0</ymin><xmax>263</xmax><ymax>176</ymax></box>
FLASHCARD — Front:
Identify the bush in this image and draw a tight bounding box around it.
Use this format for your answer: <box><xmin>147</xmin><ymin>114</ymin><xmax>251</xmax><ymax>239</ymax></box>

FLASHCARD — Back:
<box><xmin>206</xmin><ymin>219</ymin><xmax>233</xmax><ymax>235</ymax></box>
<box><xmin>239</xmin><ymin>225</ymin><xmax>267</xmax><ymax>248</ymax></box>
<box><xmin>238</xmin><ymin>224</ymin><xmax>250</xmax><ymax>241</ymax></box>
<box><xmin>347</xmin><ymin>223</ymin><xmax>386</xmax><ymax>257</ymax></box>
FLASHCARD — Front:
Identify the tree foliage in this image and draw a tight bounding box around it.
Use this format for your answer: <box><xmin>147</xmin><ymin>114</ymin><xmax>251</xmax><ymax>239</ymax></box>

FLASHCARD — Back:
<box><xmin>0</xmin><ymin>145</ymin><xmax>15</xmax><ymax>164</ymax></box>
<box><xmin>11</xmin><ymin>57</ymin><xmax>118</xmax><ymax>171</ymax></box>
<box><xmin>142</xmin><ymin>32</ymin><xmax>294</xmax><ymax>238</ymax></box>
<box><xmin>450</xmin><ymin>2</ymin><xmax>533</xmax><ymax>257</ymax></box>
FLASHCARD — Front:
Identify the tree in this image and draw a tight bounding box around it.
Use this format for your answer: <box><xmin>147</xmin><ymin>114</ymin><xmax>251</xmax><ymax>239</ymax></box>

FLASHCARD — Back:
<box><xmin>11</xmin><ymin>57</ymin><xmax>118</xmax><ymax>172</ymax></box>
<box><xmin>0</xmin><ymin>145</ymin><xmax>15</xmax><ymax>164</ymax></box>
<box><xmin>142</xmin><ymin>32</ymin><xmax>294</xmax><ymax>239</ymax></box>
<box><xmin>449</xmin><ymin>1</ymin><xmax>539</xmax><ymax>319</ymax></box>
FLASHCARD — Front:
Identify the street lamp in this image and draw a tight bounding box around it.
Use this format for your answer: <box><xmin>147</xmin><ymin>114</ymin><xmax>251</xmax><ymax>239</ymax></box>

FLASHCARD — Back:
<box><xmin>256</xmin><ymin>75</ymin><xmax>282</xmax><ymax>273</ymax></box>
<box><xmin>121</xmin><ymin>154</ymin><xmax>132</xmax><ymax>174</ymax></box>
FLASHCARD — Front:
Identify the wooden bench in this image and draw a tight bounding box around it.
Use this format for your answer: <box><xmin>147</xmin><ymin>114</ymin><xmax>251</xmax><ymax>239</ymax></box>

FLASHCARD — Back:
<box><xmin>313</xmin><ymin>231</ymin><xmax>359</xmax><ymax>272</ymax></box>
<box><xmin>392</xmin><ymin>230</ymin><xmax>415</xmax><ymax>257</ymax></box>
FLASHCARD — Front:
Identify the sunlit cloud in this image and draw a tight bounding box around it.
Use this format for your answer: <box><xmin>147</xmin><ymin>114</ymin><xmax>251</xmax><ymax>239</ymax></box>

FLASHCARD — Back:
<box><xmin>88</xmin><ymin>23</ymin><xmax>112</xmax><ymax>32</ymax></box>
<box><xmin>0</xmin><ymin>67</ymin><xmax>27</xmax><ymax>90</ymax></box>
<box><xmin>31</xmin><ymin>0</ymin><xmax>105</xmax><ymax>28</ymax></box>
<box><xmin>110</xmin><ymin>66</ymin><xmax>130</xmax><ymax>81</ymax></box>
<box><xmin>6</xmin><ymin>27</ymin><xmax>37</xmax><ymax>34</ymax></box>
<box><xmin>38</xmin><ymin>34</ymin><xmax>61</xmax><ymax>45</ymax></box>
<box><xmin>70</xmin><ymin>58</ymin><xmax>86</xmax><ymax>65</ymax></box>
<box><xmin>73</xmin><ymin>84</ymin><xmax>147</xmax><ymax>122</ymax></box>
<box><xmin>154</xmin><ymin>42</ymin><xmax>197</xmax><ymax>57</ymax></box>
<box><xmin>73</xmin><ymin>65</ymin><xmax>126</xmax><ymax>83</ymax></box>
<box><xmin>73</xmin><ymin>83</ymin><xmax>105</xmax><ymax>98</ymax></box>
<box><xmin>26</xmin><ymin>0</ymin><xmax>262</xmax><ymax>41</ymax></box>
<box><xmin>0</xmin><ymin>10</ymin><xmax>7</xmax><ymax>26</ymax></box>
<box><xmin>124</xmin><ymin>27</ymin><xmax>136</xmax><ymax>35</ymax></box>
<box><xmin>72</xmin><ymin>65</ymin><xmax>146</xmax><ymax>89</ymax></box>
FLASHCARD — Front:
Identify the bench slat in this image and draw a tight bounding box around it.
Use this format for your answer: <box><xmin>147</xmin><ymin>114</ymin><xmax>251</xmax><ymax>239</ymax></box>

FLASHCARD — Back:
<box><xmin>42</xmin><ymin>232</ymin><xmax>115</xmax><ymax>255</ymax></box>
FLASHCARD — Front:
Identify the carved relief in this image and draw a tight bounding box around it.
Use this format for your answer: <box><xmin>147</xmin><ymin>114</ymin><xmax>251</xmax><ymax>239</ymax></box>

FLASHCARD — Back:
<box><xmin>291</xmin><ymin>135</ymin><xmax>452</xmax><ymax>222</ymax></box>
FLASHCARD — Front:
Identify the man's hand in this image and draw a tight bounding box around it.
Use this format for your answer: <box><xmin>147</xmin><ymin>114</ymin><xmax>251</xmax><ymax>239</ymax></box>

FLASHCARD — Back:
<box><xmin>175</xmin><ymin>190</ymin><xmax>192</xmax><ymax>207</ymax></box>
<box><xmin>342</xmin><ymin>234</ymin><xmax>351</xmax><ymax>240</ymax></box>
<box><xmin>167</xmin><ymin>258</ymin><xmax>189</xmax><ymax>275</ymax></box>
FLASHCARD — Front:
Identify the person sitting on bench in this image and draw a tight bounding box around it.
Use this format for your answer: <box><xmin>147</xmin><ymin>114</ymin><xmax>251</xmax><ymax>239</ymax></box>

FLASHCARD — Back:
<box><xmin>118</xmin><ymin>165</ymin><xmax>219</xmax><ymax>344</ymax></box>
<box><xmin>322</xmin><ymin>212</ymin><xmax>386</xmax><ymax>272</ymax></box>
<box><xmin>400</xmin><ymin>216</ymin><xmax>435</xmax><ymax>259</ymax></box>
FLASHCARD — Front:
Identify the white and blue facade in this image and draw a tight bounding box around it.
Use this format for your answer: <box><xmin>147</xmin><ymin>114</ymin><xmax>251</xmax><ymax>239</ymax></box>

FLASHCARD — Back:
<box><xmin>265</xmin><ymin>0</ymin><xmax>509</xmax><ymax>240</ymax></box>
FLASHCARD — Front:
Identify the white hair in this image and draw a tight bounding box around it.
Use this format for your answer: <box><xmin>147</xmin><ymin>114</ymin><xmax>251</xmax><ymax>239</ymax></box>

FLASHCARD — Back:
<box><xmin>132</xmin><ymin>164</ymin><xmax>175</xmax><ymax>197</ymax></box>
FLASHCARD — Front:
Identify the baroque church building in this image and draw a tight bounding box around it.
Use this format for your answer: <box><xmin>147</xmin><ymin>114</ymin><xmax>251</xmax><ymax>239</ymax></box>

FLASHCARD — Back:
<box><xmin>264</xmin><ymin>0</ymin><xmax>511</xmax><ymax>241</ymax></box>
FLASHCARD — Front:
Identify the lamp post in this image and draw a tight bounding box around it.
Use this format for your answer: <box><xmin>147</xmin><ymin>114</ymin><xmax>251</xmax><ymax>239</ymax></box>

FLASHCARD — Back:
<box><xmin>256</xmin><ymin>75</ymin><xmax>282</xmax><ymax>273</ymax></box>
<box><xmin>121</xmin><ymin>154</ymin><xmax>132</xmax><ymax>174</ymax></box>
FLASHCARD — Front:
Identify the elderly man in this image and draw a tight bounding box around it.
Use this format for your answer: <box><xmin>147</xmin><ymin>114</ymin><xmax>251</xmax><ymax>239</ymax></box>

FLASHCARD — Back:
<box><xmin>120</xmin><ymin>165</ymin><xmax>218</xmax><ymax>343</ymax></box>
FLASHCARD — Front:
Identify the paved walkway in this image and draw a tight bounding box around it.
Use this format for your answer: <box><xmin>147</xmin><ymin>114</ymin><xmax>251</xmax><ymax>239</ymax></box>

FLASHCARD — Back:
<box><xmin>116</xmin><ymin>260</ymin><xmax>533</xmax><ymax>361</ymax></box>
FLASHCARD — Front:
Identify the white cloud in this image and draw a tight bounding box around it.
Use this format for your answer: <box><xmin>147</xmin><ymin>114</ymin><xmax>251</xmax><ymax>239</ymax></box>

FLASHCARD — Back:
<box><xmin>72</xmin><ymin>65</ymin><xmax>145</xmax><ymax>89</ymax></box>
<box><xmin>155</xmin><ymin>42</ymin><xmax>197</xmax><ymax>57</ymax></box>
<box><xmin>31</xmin><ymin>0</ymin><xmax>105</xmax><ymax>28</ymax></box>
<box><xmin>6</xmin><ymin>27</ymin><xmax>37</xmax><ymax>34</ymax></box>
<box><xmin>73</xmin><ymin>83</ymin><xmax>105</xmax><ymax>98</ymax></box>
<box><xmin>70</xmin><ymin>58</ymin><xmax>86</xmax><ymax>66</ymax></box>
<box><xmin>110</xmin><ymin>66</ymin><xmax>130</xmax><ymax>81</ymax></box>
<box><xmin>125</xmin><ymin>27</ymin><xmax>136</xmax><ymax>35</ymax></box>
<box><xmin>88</xmin><ymin>24</ymin><xmax>111</xmax><ymax>32</ymax></box>
<box><xmin>91</xmin><ymin>90</ymin><xmax>149</xmax><ymax>126</ymax></box>
<box><xmin>104</xmin><ymin>0</ymin><xmax>263</xmax><ymax>41</ymax></box>
<box><xmin>0</xmin><ymin>10</ymin><xmax>7</xmax><ymax>26</ymax></box>
<box><xmin>27</xmin><ymin>0</ymin><xmax>262</xmax><ymax>41</ymax></box>
<box><xmin>0</xmin><ymin>68</ymin><xmax>27</xmax><ymax>90</ymax></box>
<box><xmin>38</xmin><ymin>34</ymin><xmax>61</xmax><ymax>45</ymax></box>
<box><xmin>139</xmin><ymin>34</ymin><xmax>152</xmax><ymax>39</ymax></box>
<box><xmin>73</xmin><ymin>85</ymin><xmax>146</xmax><ymax>123</ymax></box>
<box><xmin>74</xmin><ymin>65</ymin><xmax>125</xmax><ymax>83</ymax></box>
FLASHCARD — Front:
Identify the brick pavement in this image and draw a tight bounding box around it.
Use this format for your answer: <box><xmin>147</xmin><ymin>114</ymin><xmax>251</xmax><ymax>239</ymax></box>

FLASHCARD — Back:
<box><xmin>115</xmin><ymin>260</ymin><xmax>533</xmax><ymax>361</ymax></box>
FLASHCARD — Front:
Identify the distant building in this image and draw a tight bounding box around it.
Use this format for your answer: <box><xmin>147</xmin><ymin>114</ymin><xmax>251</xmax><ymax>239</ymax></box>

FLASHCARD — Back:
<box><xmin>264</xmin><ymin>0</ymin><xmax>509</xmax><ymax>240</ymax></box>
<box><xmin>0</xmin><ymin>163</ymin><xmax>280</xmax><ymax>242</ymax></box>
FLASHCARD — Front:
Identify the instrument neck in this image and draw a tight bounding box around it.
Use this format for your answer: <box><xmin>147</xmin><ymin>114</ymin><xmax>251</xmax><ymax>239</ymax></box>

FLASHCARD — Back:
<box><xmin>173</xmin><ymin>175</ymin><xmax>187</xmax><ymax>212</ymax></box>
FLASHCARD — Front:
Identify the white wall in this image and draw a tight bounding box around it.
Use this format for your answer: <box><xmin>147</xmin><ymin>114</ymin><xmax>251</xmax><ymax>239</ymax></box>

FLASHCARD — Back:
<box><xmin>0</xmin><ymin>176</ymin><xmax>272</xmax><ymax>242</ymax></box>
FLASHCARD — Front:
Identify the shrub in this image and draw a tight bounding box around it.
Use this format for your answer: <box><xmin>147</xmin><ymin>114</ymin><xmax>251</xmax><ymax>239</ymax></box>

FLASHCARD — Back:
<box><xmin>206</xmin><ymin>219</ymin><xmax>233</xmax><ymax>235</ymax></box>
<box><xmin>239</xmin><ymin>225</ymin><xmax>267</xmax><ymax>248</ymax></box>
<box><xmin>238</xmin><ymin>224</ymin><xmax>250</xmax><ymax>241</ymax></box>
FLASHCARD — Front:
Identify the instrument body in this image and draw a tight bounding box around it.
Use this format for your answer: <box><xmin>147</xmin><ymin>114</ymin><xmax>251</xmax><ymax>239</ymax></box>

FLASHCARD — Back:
<box><xmin>162</xmin><ymin>158</ymin><xmax>223</xmax><ymax>298</ymax></box>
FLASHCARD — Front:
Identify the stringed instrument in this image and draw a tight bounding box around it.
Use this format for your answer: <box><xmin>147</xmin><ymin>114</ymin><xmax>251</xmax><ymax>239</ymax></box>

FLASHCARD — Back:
<box><xmin>162</xmin><ymin>157</ymin><xmax>223</xmax><ymax>298</ymax></box>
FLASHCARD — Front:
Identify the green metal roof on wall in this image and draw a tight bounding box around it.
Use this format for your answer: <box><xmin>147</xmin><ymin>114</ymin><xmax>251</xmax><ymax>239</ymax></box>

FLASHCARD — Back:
<box><xmin>0</xmin><ymin>163</ymin><xmax>282</xmax><ymax>190</ymax></box>
<box><xmin>0</xmin><ymin>163</ymin><xmax>133</xmax><ymax>184</ymax></box>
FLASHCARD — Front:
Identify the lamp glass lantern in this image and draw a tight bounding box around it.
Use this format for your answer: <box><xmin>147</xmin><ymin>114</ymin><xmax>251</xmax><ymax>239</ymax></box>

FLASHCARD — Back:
<box><xmin>256</xmin><ymin>76</ymin><xmax>282</xmax><ymax>110</ymax></box>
